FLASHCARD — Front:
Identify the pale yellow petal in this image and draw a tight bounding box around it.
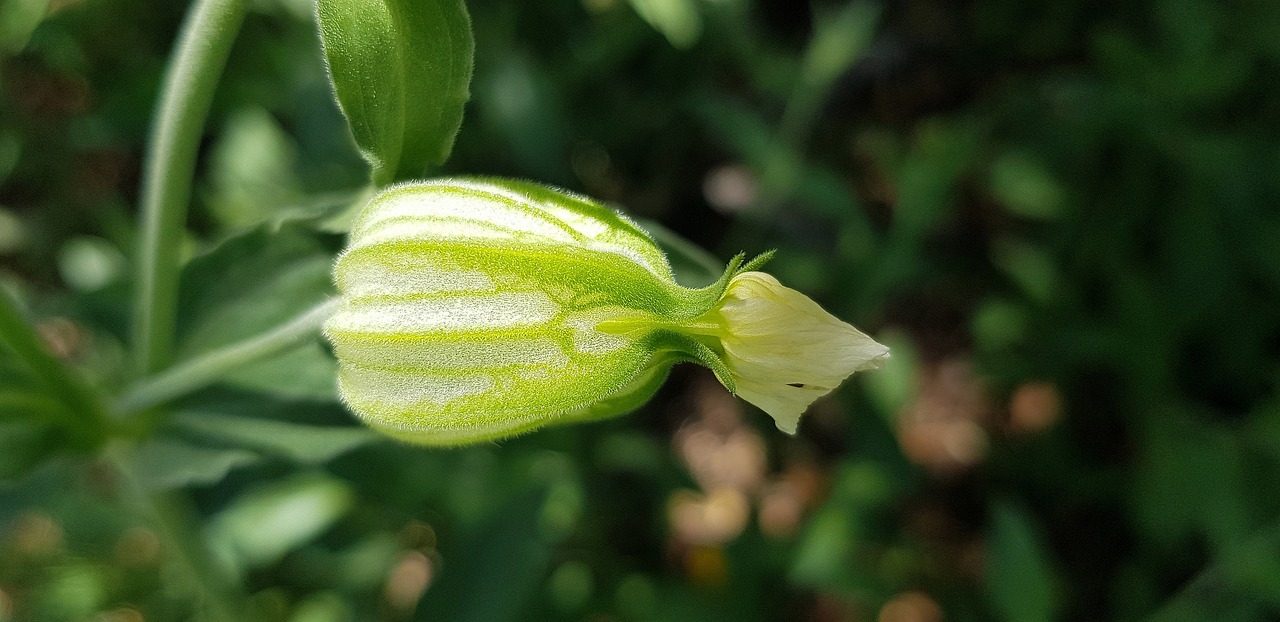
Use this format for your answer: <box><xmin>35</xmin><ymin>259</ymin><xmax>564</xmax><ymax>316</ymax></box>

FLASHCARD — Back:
<box><xmin>717</xmin><ymin>272</ymin><xmax>889</xmax><ymax>433</ymax></box>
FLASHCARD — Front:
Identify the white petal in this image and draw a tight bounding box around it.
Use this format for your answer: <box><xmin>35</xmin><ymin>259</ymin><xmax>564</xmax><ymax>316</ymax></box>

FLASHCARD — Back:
<box><xmin>717</xmin><ymin>272</ymin><xmax>889</xmax><ymax>432</ymax></box>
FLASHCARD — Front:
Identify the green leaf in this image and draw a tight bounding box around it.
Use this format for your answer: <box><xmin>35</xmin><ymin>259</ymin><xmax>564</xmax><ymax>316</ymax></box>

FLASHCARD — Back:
<box><xmin>0</xmin><ymin>420</ymin><xmax>60</xmax><ymax>480</ymax></box>
<box><xmin>415</xmin><ymin>488</ymin><xmax>562</xmax><ymax>622</ymax></box>
<box><xmin>170</xmin><ymin>410</ymin><xmax>377</xmax><ymax>464</ymax></box>
<box><xmin>986</xmin><ymin>501</ymin><xmax>1062</xmax><ymax>622</ymax></box>
<box><xmin>801</xmin><ymin>1</ymin><xmax>880</xmax><ymax>90</ymax></box>
<box><xmin>627</xmin><ymin>0</ymin><xmax>702</xmax><ymax>49</ymax></box>
<box><xmin>206</xmin><ymin>472</ymin><xmax>354</xmax><ymax>571</ymax></box>
<box><xmin>127</xmin><ymin>437</ymin><xmax>263</xmax><ymax>491</ymax></box>
<box><xmin>175</xmin><ymin>224</ymin><xmax>339</xmax><ymax>400</ymax></box>
<box><xmin>317</xmin><ymin>0</ymin><xmax>474</xmax><ymax>185</ymax></box>
<box><xmin>205</xmin><ymin>106</ymin><xmax>304</xmax><ymax>229</ymax></box>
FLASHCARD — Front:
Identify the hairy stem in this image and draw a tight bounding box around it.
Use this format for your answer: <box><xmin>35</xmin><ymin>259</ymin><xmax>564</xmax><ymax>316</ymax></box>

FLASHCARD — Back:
<box><xmin>117</xmin><ymin>298</ymin><xmax>340</xmax><ymax>414</ymax></box>
<box><xmin>133</xmin><ymin>0</ymin><xmax>250</xmax><ymax>375</ymax></box>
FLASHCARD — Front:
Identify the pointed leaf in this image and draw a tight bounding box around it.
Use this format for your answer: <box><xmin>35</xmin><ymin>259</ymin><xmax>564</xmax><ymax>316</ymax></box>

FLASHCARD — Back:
<box><xmin>317</xmin><ymin>0</ymin><xmax>474</xmax><ymax>185</ymax></box>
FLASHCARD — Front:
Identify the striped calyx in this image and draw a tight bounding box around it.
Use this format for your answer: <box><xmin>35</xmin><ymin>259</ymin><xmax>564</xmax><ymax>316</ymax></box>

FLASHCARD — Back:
<box><xmin>325</xmin><ymin>178</ymin><xmax>888</xmax><ymax>445</ymax></box>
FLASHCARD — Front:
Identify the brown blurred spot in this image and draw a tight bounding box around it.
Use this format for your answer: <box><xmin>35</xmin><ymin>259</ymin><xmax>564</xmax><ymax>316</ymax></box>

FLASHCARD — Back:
<box><xmin>758</xmin><ymin>481</ymin><xmax>804</xmax><ymax>538</ymax></box>
<box><xmin>384</xmin><ymin>551</ymin><xmax>433</xmax><ymax>613</ymax></box>
<box><xmin>115</xmin><ymin>527</ymin><xmax>160</xmax><ymax>567</ymax></box>
<box><xmin>683</xmin><ymin>545</ymin><xmax>728</xmax><ymax>587</ymax></box>
<box><xmin>37</xmin><ymin>317</ymin><xmax>84</xmax><ymax>360</ymax></box>
<box><xmin>1008</xmin><ymin>382</ymin><xmax>1062</xmax><ymax>435</ymax></box>
<box><xmin>878</xmin><ymin>591</ymin><xmax>943</xmax><ymax>622</ymax></box>
<box><xmin>72</xmin><ymin>149</ymin><xmax>131</xmax><ymax>204</ymax></box>
<box><xmin>703</xmin><ymin>165</ymin><xmax>759</xmax><ymax>214</ymax></box>
<box><xmin>11</xmin><ymin>512</ymin><xmax>63</xmax><ymax>558</ymax></box>
<box><xmin>0</xmin><ymin>588</ymin><xmax>11</xmax><ymax>621</ymax></box>
<box><xmin>399</xmin><ymin>521</ymin><xmax>437</xmax><ymax>551</ymax></box>
<box><xmin>896</xmin><ymin>359</ymin><xmax>990</xmax><ymax>475</ymax></box>
<box><xmin>668</xmin><ymin>488</ymin><xmax>750</xmax><ymax>546</ymax></box>
<box><xmin>810</xmin><ymin>593</ymin><xmax>859</xmax><ymax>622</ymax></box>
<box><xmin>674</xmin><ymin>376</ymin><xmax>767</xmax><ymax>494</ymax></box>
<box><xmin>7</xmin><ymin>67</ymin><xmax>92</xmax><ymax>119</ymax></box>
<box><xmin>92</xmin><ymin>607</ymin><xmax>145</xmax><ymax>622</ymax></box>
<box><xmin>958</xmin><ymin>539</ymin><xmax>985</xmax><ymax>581</ymax></box>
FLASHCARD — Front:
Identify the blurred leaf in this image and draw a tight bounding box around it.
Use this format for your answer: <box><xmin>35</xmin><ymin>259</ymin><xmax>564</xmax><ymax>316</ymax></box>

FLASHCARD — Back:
<box><xmin>317</xmin><ymin>0</ymin><xmax>474</xmax><ymax>185</ymax></box>
<box><xmin>1148</xmin><ymin>525</ymin><xmax>1280</xmax><ymax>622</ymax></box>
<box><xmin>332</xmin><ymin>534</ymin><xmax>402</xmax><ymax>591</ymax></box>
<box><xmin>988</xmin><ymin>151</ymin><xmax>1066</xmax><ymax>220</ymax></box>
<box><xmin>789</xmin><ymin>505</ymin><xmax>856</xmax><ymax>589</ymax></box>
<box><xmin>33</xmin><ymin>561</ymin><xmax>108</xmax><ymax>621</ymax></box>
<box><xmin>288</xmin><ymin>591</ymin><xmax>352</xmax><ymax>622</ymax></box>
<box><xmin>801</xmin><ymin>1</ymin><xmax>880</xmax><ymax>90</ymax></box>
<box><xmin>627</xmin><ymin>0</ymin><xmax>701</xmax><ymax>49</ymax></box>
<box><xmin>986</xmin><ymin>501</ymin><xmax>1061</xmax><ymax>622</ymax></box>
<box><xmin>0</xmin><ymin>0</ymin><xmax>47</xmax><ymax>54</ymax></box>
<box><xmin>1134</xmin><ymin>414</ymin><xmax>1249</xmax><ymax>549</ymax></box>
<box><xmin>892</xmin><ymin>121</ymin><xmax>981</xmax><ymax>234</ymax></box>
<box><xmin>127</xmin><ymin>438</ymin><xmax>262</xmax><ymax>491</ymax></box>
<box><xmin>175</xmin><ymin>224</ymin><xmax>338</xmax><ymax>400</ymax></box>
<box><xmin>862</xmin><ymin>330</ymin><xmax>918</xmax><ymax>421</ymax></box>
<box><xmin>56</xmin><ymin>236</ymin><xmax>126</xmax><ymax>292</ymax></box>
<box><xmin>0</xmin><ymin>419</ymin><xmax>59</xmax><ymax>480</ymax></box>
<box><xmin>416</xmin><ymin>488</ymin><xmax>563</xmax><ymax>622</ymax></box>
<box><xmin>972</xmin><ymin>298</ymin><xmax>1031</xmax><ymax>351</ymax></box>
<box><xmin>206</xmin><ymin>472</ymin><xmax>354</xmax><ymax>571</ymax></box>
<box><xmin>790</xmin><ymin>463</ymin><xmax>896</xmax><ymax>591</ymax></box>
<box><xmin>170</xmin><ymin>411</ymin><xmax>376</xmax><ymax>464</ymax></box>
<box><xmin>218</xmin><ymin>341</ymin><xmax>339</xmax><ymax>402</ymax></box>
<box><xmin>205</xmin><ymin>107</ymin><xmax>303</xmax><ymax>229</ymax></box>
<box><xmin>0</xmin><ymin>134</ymin><xmax>19</xmax><ymax>189</ymax></box>
<box><xmin>992</xmin><ymin>238</ymin><xmax>1058</xmax><ymax>304</ymax></box>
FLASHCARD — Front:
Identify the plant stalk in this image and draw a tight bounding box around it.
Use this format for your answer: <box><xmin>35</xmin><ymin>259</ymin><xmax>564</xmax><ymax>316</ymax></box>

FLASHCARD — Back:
<box><xmin>133</xmin><ymin>0</ymin><xmax>250</xmax><ymax>376</ymax></box>
<box><xmin>108</xmin><ymin>445</ymin><xmax>241</xmax><ymax>622</ymax></box>
<box><xmin>117</xmin><ymin>298</ymin><xmax>340</xmax><ymax>414</ymax></box>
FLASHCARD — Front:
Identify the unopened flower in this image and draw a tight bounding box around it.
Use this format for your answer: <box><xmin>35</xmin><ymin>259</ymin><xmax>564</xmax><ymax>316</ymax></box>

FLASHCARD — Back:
<box><xmin>324</xmin><ymin>178</ymin><xmax>888</xmax><ymax>445</ymax></box>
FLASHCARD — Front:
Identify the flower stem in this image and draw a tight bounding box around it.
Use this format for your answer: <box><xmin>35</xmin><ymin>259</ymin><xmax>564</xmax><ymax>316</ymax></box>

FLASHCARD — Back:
<box><xmin>133</xmin><ymin>0</ymin><xmax>250</xmax><ymax>376</ymax></box>
<box><xmin>117</xmin><ymin>298</ymin><xmax>340</xmax><ymax>414</ymax></box>
<box><xmin>107</xmin><ymin>445</ymin><xmax>241</xmax><ymax>622</ymax></box>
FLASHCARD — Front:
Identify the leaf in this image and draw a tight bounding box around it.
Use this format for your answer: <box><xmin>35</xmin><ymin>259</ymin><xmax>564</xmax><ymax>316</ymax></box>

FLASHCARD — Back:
<box><xmin>415</xmin><ymin>488</ymin><xmax>561</xmax><ymax>622</ymax></box>
<box><xmin>174</xmin><ymin>224</ymin><xmax>339</xmax><ymax>400</ymax></box>
<box><xmin>627</xmin><ymin>0</ymin><xmax>702</xmax><ymax>49</ymax></box>
<box><xmin>205</xmin><ymin>107</ymin><xmax>304</xmax><ymax>229</ymax></box>
<box><xmin>0</xmin><ymin>420</ymin><xmax>60</xmax><ymax>481</ymax></box>
<box><xmin>317</xmin><ymin>0</ymin><xmax>474</xmax><ymax>185</ymax></box>
<box><xmin>986</xmin><ymin>501</ymin><xmax>1062</xmax><ymax>622</ymax></box>
<box><xmin>205</xmin><ymin>472</ymin><xmax>354</xmax><ymax>571</ymax></box>
<box><xmin>801</xmin><ymin>1</ymin><xmax>880</xmax><ymax>90</ymax></box>
<box><xmin>170</xmin><ymin>411</ymin><xmax>377</xmax><ymax>464</ymax></box>
<box><xmin>127</xmin><ymin>437</ymin><xmax>262</xmax><ymax>491</ymax></box>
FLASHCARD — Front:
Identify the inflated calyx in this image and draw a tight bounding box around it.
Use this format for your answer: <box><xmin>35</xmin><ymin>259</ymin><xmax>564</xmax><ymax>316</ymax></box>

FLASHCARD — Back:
<box><xmin>324</xmin><ymin>178</ymin><xmax>889</xmax><ymax>445</ymax></box>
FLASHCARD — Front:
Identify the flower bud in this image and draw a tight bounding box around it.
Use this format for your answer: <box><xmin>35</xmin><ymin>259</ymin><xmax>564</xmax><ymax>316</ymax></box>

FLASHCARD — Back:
<box><xmin>324</xmin><ymin>178</ymin><xmax>888</xmax><ymax>445</ymax></box>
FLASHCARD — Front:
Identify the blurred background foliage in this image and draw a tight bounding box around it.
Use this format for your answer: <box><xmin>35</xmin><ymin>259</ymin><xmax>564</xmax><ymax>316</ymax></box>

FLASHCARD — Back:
<box><xmin>2</xmin><ymin>0</ymin><xmax>1280</xmax><ymax>620</ymax></box>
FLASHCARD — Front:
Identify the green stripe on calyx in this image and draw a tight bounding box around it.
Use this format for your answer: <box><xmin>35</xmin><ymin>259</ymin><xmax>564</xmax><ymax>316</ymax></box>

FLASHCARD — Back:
<box><xmin>325</xmin><ymin>178</ymin><xmax>888</xmax><ymax>445</ymax></box>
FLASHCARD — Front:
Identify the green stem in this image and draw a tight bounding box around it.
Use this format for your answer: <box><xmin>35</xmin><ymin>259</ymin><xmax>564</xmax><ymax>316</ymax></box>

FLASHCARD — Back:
<box><xmin>133</xmin><ymin>0</ymin><xmax>250</xmax><ymax>376</ymax></box>
<box><xmin>0</xmin><ymin>288</ymin><xmax>112</xmax><ymax>445</ymax></box>
<box><xmin>108</xmin><ymin>445</ymin><xmax>240</xmax><ymax>621</ymax></box>
<box><xmin>117</xmin><ymin>298</ymin><xmax>340</xmax><ymax>414</ymax></box>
